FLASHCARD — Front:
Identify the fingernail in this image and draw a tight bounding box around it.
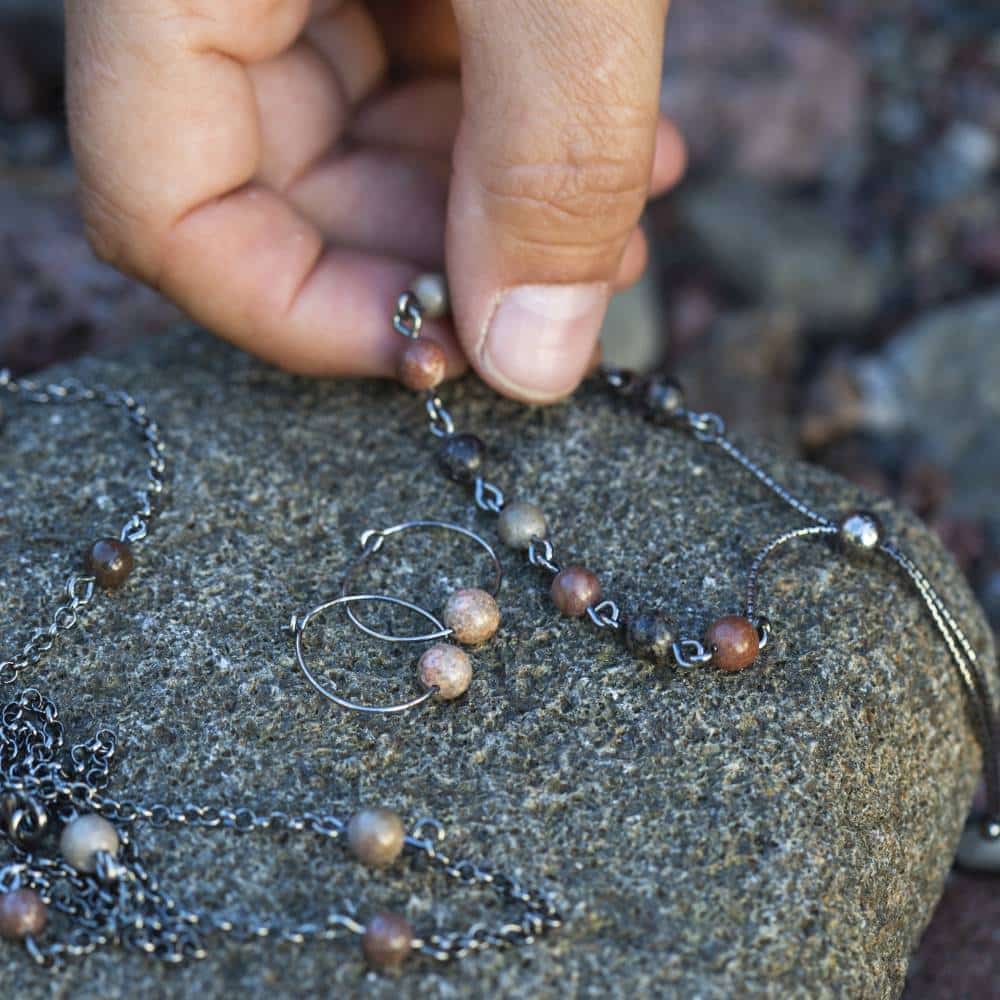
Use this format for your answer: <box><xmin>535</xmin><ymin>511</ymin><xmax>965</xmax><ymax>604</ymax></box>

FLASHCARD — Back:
<box><xmin>478</xmin><ymin>283</ymin><xmax>608</xmax><ymax>403</ymax></box>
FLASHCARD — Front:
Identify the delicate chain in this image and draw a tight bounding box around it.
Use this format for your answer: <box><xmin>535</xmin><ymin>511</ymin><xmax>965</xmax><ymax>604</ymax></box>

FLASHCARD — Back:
<box><xmin>393</xmin><ymin>286</ymin><xmax>1000</xmax><ymax>833</ymax></box>
<box><xmin>1</xmin><ymin>372</ymin><xmax>561</xmax><ymax>969</ymax></box>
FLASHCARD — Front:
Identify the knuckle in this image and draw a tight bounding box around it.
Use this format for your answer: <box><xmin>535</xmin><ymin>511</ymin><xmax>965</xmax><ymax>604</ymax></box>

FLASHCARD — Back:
<box><xmin>476</xmin><ymin>124</ymin><xmax>652</xmax><ymax>255</ymax></box>
<box><xmin>77</xmin><ymin>184</ymin><xmax>156</xmax><ymax>283</ymax></box>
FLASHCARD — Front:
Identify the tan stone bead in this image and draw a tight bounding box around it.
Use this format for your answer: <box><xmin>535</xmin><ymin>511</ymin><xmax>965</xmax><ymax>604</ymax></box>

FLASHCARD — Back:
<box><xmin>418</xmin><ymin>643</ymin><xmax>472</xmax><ymax>700</ymax></box>
<box><xmin>705</xmin><ymin>615</ymin><xmax>760</xmax><ymax>672</ymax></box>
<box><xmin>397</xmin><ymin>338</ymin><xmax>447</xmax><ymax>392</ymax></box>
<box><xmin>59</xmin><ymin>813</ymin><xmax>120</xmax><ymax>874</ymax></box>
<box><xmin>362</xmin><ymin>911</ymin><xmax>414</xmax><ymax>971</ymax></box>
<box><xmin>442</xmin><ymin>588</ymin><xmax>500</xmax><ymax>645</ymax></box>
<box><xmin>346</xmin><ymin>807</ymin><xmax>406</xmax><ymax>868</ymax></box>
<box><xmin>411</xmin><ymin>273</ymin><xmax>449</xmax><ymax>319</ymax></box>
<box><xmin>550</xmin><ymin>565</ymin><xmax>602</xmax><ymax>618</ymax></box>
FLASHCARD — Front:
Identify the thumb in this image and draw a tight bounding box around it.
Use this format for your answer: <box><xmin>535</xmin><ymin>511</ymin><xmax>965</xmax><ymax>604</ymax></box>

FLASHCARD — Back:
<box><xmin>447</xmin><ymin>0</ymin><xmax>669</xmax><ymax>403</ymax></box>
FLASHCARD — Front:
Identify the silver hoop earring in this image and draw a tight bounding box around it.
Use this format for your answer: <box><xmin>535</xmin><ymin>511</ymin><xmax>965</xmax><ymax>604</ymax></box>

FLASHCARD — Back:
<box><xmin>342</xmin><ymin>520</ymin><xmax>503</xmax><ymax>646</ymax></box>
<box><xmin>290</xmin><ymin>594</ymin><xmax>474</xmax><ymax>715</ymax></box>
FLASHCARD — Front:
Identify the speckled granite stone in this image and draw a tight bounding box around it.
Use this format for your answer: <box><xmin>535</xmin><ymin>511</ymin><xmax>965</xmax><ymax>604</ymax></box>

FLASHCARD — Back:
<box><xmin>0</xmin><ymin>330</ymin><xmax>992</xmax><ymax>999</ymax></box>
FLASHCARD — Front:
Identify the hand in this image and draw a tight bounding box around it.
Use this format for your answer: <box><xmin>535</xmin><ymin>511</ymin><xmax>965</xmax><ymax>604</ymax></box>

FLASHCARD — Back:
<box><xmin>66</xmin><ymin>1</ymin><xmax>685</xmax><ymax>403</ymax></box>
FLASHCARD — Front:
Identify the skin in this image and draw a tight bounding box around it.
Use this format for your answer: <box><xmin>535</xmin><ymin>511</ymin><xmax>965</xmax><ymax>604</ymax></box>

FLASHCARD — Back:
<box><xmin>65</xmin><ymin>1</ymin><xmax>686</xmax><ymax>404</ymax></box>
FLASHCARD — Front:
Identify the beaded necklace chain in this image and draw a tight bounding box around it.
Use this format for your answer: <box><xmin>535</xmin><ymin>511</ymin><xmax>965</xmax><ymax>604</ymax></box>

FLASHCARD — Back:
<box><xmin>0</xmin><ymin>369</ymin><xmax>561</xmax><ymax>970</ymax></box>
<box><xmin>389</xmin><ymin>276</ymin><xmax>1000</xmax><ymax>866</ymax></box>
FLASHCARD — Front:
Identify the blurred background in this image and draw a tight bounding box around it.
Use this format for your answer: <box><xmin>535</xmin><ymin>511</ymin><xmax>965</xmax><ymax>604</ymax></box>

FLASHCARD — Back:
<box><xmin>0</xmin><ymin>1</ymin><xmax>996</xmax><ymax>994</ymax></box>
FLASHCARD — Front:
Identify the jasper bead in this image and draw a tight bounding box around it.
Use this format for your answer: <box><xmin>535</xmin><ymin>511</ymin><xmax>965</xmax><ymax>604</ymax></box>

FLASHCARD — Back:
<box><xmin>624</xmin><ymin>611</ymin><xmax>676</xmax><ymax>667</ymax></box>
<box><xmin>397</xmin><ymin>338</ymin><xmax>447</xmax><ymax>392</ymax></box>
<box><xmin>86</xmin><ymin>538</ymin><xmax>134</xmax><ymax>590</ymax></box>
<box><xmin>705</xmin><ymin>615</ymin><xmax>760</xmax><ymax>673</ymax></box>
<box><xmin>443</xmin><ymin>588</ymin><xmax>500</xmax><ymax>645</ymax></box>
<box><xmin>411</xmin><ymin>273</ymin><xmax>449</xmax><ymax>319</ymax></box>
<box><xmin>362</xmin><ymin>911</ymin><xmax>414</xmax><ymax>971</ymax></box>
<box><xmin>437</xmin><ymin>434</ymin><xmax>484</xmax><ymax>484</ymax></box>
<box><xmin>347</xmin><ymin>807</ymin><xmax>405</xmax><ymax>868</ymax></box>
<box><xmin>550</xmin><ymin>565</ymin><xmax>602</xmax><ymax>618</ymax></box>
<box><xmin>838</xmin><ymin>509</ymin><xmax>883</xmax><ymax>555</ymax></box>
<box><xmin>418</xmin><ymin>644</ymin><xmax>472</xmax><ymax>700</ymax></box>
<box><xmin>498</xmin><ymin>500</ymin><xmax>548</xmax><ymax>550</ymax></box>
<box><xmin>60</xmin><ymin>813</ymin><xmax>120</xmax><ymax>874</ymax></box>
<box><xmin>0</xmin><ymin>889</ymin><xmax>48</xmax><ymax>941</ymax></box>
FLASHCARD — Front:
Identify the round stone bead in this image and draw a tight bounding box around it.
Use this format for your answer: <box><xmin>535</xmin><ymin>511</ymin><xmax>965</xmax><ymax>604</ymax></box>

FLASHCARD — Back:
<box><xmin>624</xmin><ymin>611</ymin><xmax>676</xmax><ymax>667</ymax></box>
<box><xmin>396</xmin><ymin>339</ymin><xmax>447</xmax><ymax>392</ymax></box>
<box><xmin>0</xmin><ymin>888</ymin><xmax>48</xmax><ymax>941</ymax></box>
<box><xmin>437</xmin><ymin>434</ymin><xmax>484</xmax><ymax>484</ymax></box>
<box><xmin>418</xmin><ymin>644</ymin><xmax>472</xmax><ymax>700</ymax></box>
<box><xmin>411</xmin><ymin>273</ymin><xmax>449</xmax><ymax>319</ymax></box>
<box><xmin>60</xmin><ymin>813</ymin><xmax>120</xmax><ymax>874</ymax></box>
<box><xmin>705</xmin><ymin>615</ymin><xmax>760</xmax><ymax>673</ymax></box>
<box><xmin>442</xmin><ymin>588</ymin><xmax>500</xmax><ymax>645</ymax></box>
<box><xmin>346</xmin><ymin>807</ymin><xmax>405</xmax><ymax>868</ymax></box>
<box><xmin>643</xmin><ymin>376</ymin><xmax>685</xmax><ymax>420</ymax></box>
<box><xmin>86</xmin><ymin>538</ymin><xmax>134</xmax><ymax>590</ymax></box>
<box><xmin>550</xmin><ymin>565</ymin><xmax>602</xmax><ymax>618</ymax></box>
<box><xmin>362</xmin><ymin>911</ymin><xmax>414</xmax><ymax>971</ymax></box>
<box><xmin>497</xmin><ymin>500</ymin><xmax>548</xmax><ymax>550</ymax></box>
<box><xmin>838</xmin><ymin>509</ymin><xmax>883</xmax><ymax>555</ymax></box>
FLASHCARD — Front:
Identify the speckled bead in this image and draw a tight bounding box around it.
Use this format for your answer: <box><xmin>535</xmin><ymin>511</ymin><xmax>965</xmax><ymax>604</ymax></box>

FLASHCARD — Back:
<box><xmin>642</xmin><ymin>376</ymin><xmax>685</xmax><ymax>421</ymax></box>
<box><xmin>59</xmin><ymin>813</ymin><xmax>120</xmax><ymax>874</ymax></box>
<box><xmin>418</xmin><ymin>643</ymin><xmax>472</xmax><ymax>699</ymax></box>
<box><xmin>411</xmin><ymin>273</ymin><xmax>449</xmax><ymax>319</ymax></box>
<box><xmin>86</xmin><ymin>538</ymin><xmax>134</xmax><ymax>590</ymax></box>
<box><xmin>346</xmin><ymin>807</ymin><xmax>405</xmax><ymax>868</ymax></box>
<box><xmin>442</xmin><ymin>588</ymin><xmax>500</xmax><ymax>645</ymax></box>
<box><xmin>0</xmin><ymin>888</ymin><xmax>48</xmax><ymax>941</ymax></box>
<box><xmin>362</xmin><ymin>911</ymin><xmax>414</xmax><ymax>971</ymax></box>
<box><xmin>705</xmin><ymin>615</ymin><xmax>760</xmax><ymax>673</ymax></box>
<box><xmin>624</xmin><ymin>611</ymin><xmax>676</xmax><ymax>667</ymax></box>
<box><xmin>397</xmin><ymin>339</ymin><xmax>447</xmax><ymax>392</ymax></box>
<box><xmin>497</xmin><ymin>500</ymin><xmax>548</xmax><ymax>550</ymax></box>
<box><xmin>437</xmin><ymin>434</ymin><xmax>484</xmax><ymax>484</ymax></box>
<box><xmin>550</xmin><ymin>565</ymin><xmax>602</xmax><ymax>618</ymax></box>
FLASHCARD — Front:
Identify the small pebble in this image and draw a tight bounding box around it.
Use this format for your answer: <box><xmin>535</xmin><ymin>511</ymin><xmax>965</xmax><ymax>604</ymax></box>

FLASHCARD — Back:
<box><xmin>411</xmin><ymin>273</ymin><xmax>449</xmax><ymax>319</ymax></box>
<box><xmin>498</xmin><ymin>500</ymin><xmax>548</xmax><ymax>550</ymax></box>
<box><xmin>86</xmin><ymin>538</ymin><xmax>134</xmax><ymax>590</ymax></box>
<box><xmin>60</xmin><ymin>813</ymin><xmax>120</xmax><ymax>874</ymax></box>
<box><xmin>550</xmin><ymin>566</ymin><xmax>602</xmax><ymax>618</ymax></box>
<box><xmin>0</xmin><ymin>888</ymin><xmax>47</xmax><ymax>941</ymax></box>
<box><xmin>397</xmin><ymin>339</ymin><xmax>447</xmax><ymax>392</ymax></box>
<box><xmin>705</xmin><ymin>615</ymin><xmax>760</xmax><ymax>673</ymax></box>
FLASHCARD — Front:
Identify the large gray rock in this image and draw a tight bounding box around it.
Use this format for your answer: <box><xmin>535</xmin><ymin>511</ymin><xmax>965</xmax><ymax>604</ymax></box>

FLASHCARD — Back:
<box><xmin>0</xmin><ymin>331</ymin><xmax>991</xmax><ymax>999</ymax></box>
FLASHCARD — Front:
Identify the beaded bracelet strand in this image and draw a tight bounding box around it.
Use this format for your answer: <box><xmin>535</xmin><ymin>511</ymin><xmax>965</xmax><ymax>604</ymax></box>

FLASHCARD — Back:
<box><xmin>0</xmin><ymin>371</ymin><xmax>561</xmax><ymax>968</ymax></box>
<box><xmin>388</xmin><ymin>275</ymin><xmax>1000</xmax><ymax>866</ymax></box>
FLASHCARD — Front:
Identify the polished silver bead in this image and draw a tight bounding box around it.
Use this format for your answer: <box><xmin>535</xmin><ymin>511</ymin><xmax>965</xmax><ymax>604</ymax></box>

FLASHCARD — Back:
<box><xmin>498</xmin><ymin>500</ymin><xmax>548</xmax><ymax>550</ymax></box>
<box><xmin>59</xmin><ymin>813</ymin><xmax>120</xmax><ymax>874</ymax></box>
<box><xmin>838</xmin><ymin>510</ymin><xmax>883</xmax><ymax>554</ymax></box>
<box><xmin>411</xmin><ymin>273</ymin><xmax>449</xmax><ymax>319</ymax></box>
<box><xmin>955</xmin><ymin>816</ymin><xmax>1000</xmax><ymax>873</ymax></box>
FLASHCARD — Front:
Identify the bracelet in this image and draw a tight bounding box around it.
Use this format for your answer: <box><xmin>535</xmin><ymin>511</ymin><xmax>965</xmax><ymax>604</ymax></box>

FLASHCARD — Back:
<box><xmin>388</xmin><ymin>275</ymin><xmax>1000</xmax><ymax>860</ymax></box>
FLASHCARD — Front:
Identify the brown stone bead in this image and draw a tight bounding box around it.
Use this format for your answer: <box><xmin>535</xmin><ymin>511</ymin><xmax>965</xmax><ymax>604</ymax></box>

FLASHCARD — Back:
<box><xmin>418</xmin><ymin>643</ymin><xmax>472</xmax><ymax>699</ymax></box>
<box><xmin>442</xmin><ymin>588</ymin><xmax>500</xmax><ymax>645</ymax></box>
<box><xmin>86</xmin><ymin>538</ymin><xmax>134</xmax><ymax>590</ymax></box>
<box><xmin>346</xmin><ymin>807</ymin><xmax>405</xmax><ymax>868</ymax></box>
<box><xmin>705</xmin><ymin>615</ymin><xmax>760</xmax><ymax>672</ymax></box>
<box><xmin>362</xmin><ymin>911</ymin><xmax>414</xmax><ymax>971</ymax></box>
<box><xmin>550</xmin><ymin>565</ymin><xmax>602</xmax><ymax>618</ymax></box>
<box><xmin>396</xmin><ymin>338</ymin><xmax>447</xmax><ymax>392</ymax></box>
<box><xmin>0</xmin><ymin>888</ymin><xmax>48</xmax><ymax>941</ymax></box>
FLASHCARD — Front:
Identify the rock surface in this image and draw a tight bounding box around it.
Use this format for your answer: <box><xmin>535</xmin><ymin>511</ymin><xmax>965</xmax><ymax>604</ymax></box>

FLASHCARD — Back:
<box><xmin>0</xmin><ymin>330</ymin><xmax>992</xmax><ymax>999</ymax></box>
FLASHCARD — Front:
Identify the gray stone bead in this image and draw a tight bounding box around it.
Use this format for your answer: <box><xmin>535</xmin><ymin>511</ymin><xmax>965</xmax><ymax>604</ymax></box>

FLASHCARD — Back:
<box><xmin>411</xmin><ymin>273</ymin><xmax>449</xmax><ymax>320</ymax></box>
<box><xmin>624</xmin><ymin>612</ymin><xmax>676</xmax><ymax>667</ymax></box>
<box><xmin>59</xmin><ymin>813</ymin><xmax>120</xmax><ymax>874</ymax></box>
<box><xmin>839</xmin><ymin>510</ymin><xmax>883</xmax><ymax>555</ymax></box>
<box><xmin>498</xmin><ymin>500</ymin><xmax>548</xmax><ymax>550</ymax></box>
